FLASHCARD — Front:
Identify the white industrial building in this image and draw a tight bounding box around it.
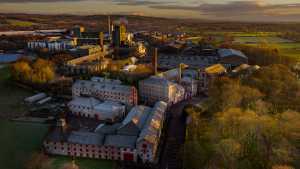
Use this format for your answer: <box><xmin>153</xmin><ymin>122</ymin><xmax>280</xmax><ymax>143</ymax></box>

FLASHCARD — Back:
<box><xmin>68</xmin><ymin>97</ymin><xmax>126</xmax><ymax>122</ymax></box>
<box><xmin>72</xmin><ymin>79</ymin><xmax>138</xmax><ymax>108</ymax></box>
<box><xmin>27</xmin><ymin>38</ymin><xmax>77</xmax><ymax>52</ymax></box>
<box><xmin>139</xmin><ymin>76</ymin><xmax>185</xmax><ymax>106</ymax></box>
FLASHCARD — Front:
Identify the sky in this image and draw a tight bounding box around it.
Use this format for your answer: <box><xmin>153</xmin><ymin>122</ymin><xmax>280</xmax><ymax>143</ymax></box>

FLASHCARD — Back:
<box><xmin>0</xmin><ymin>0</ymin><xmax>300</xmax><ymax>22</ymax></box>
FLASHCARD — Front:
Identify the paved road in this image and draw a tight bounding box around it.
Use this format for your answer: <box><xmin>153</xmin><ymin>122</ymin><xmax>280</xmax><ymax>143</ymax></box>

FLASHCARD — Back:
<box><xmin>159</xmin><ymin>97</ymin><xmax>204</xmax><ymax>169</ymax></box>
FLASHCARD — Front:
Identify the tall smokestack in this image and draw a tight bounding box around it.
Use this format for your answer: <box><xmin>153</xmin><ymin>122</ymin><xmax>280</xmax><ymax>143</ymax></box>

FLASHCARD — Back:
<box><xmin>99</xmin><ymin>32</ymin><xmax>104</xmax><ymax>48</ymax></box>
<box><xmin>152</xmin><ymin>48</ymin><xmax>158</xmax><ymax>75</ymax></box>
<box><xmin>108</xmin><ymin>15</ymin><xmax>111</xmax><ymax>40</ymax></box>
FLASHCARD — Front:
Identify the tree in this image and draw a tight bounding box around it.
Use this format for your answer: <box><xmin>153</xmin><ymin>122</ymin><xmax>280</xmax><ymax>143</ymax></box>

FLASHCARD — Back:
<box><xmin>25</xmin><ymin>152</ymin><xmax>51</xmax><ymax>169</ymax></box>
<box><xmin>61</xmin><ymin>160</ymin><xmax>79</xmax><ymax>169</ymax></box>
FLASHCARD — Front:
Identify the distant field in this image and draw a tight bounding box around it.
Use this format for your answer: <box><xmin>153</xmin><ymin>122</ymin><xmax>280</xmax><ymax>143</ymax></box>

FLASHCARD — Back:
<box><xmin>6</xmin><ymin>19</ymin><xmax>36</xmax><ymax>27</ymax></box>
<box><xmin>233</xmin><ymin>36</ymin><xmax>294</xmax><ymax>44</ymax></box>
<box><xmin>0</xmin><ymin>66</ymin><xmax>33</xmax><ymax>118</ymax></box>
<box><xmin>0</xmin><ymin>121</ymin><xmax>48</xmax><ymax>169</ymax></box>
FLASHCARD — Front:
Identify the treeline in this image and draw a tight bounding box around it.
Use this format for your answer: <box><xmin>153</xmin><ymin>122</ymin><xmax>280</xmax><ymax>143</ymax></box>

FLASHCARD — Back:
<box><xmin>184</xmin><ymin>64</ymin><xmax>300</xmax><ymax>169</ymax></box>
<box><xmin>11</xmin><ymin>58</ymin><xmax>55</xmax><ymax>84</ymax></box>
<box><xmin>280</xmin><ymin>32</ymin><xmax>300</xmax><ymax>42</ymax></box>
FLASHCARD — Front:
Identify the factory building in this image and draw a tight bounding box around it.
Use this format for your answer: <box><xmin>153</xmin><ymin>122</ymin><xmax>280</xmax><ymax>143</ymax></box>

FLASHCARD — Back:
<box><xmin>27</xmin><ymin>38</ymin><xmax>77</xmax><ymax>52</ymax></box>
<box><xmin>139</xmin><ymin>76</ymin><xmax>185</xmax><ymax>106</ymax></box>
<box><xmin>72</xmin><ymin>79</ymin><xmax>138</xmax><ymax>108</ymax></box>
<box><xmin>44</xmin><ymin>101</ymin><xmax>168</xmax><ymax>163</ymax></box>
<box><xmin>68</xmin><ymin>97</ymin><xmax>126</xmax><ymax>122</ymax></box>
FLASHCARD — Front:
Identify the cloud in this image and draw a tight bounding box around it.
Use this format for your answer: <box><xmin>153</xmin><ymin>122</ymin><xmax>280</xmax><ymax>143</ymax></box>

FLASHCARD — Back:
<box><xmin>149</xmin><ymin>1</ymin><xmax>300</xmax><ymax>21</ymax></box>
<box><xmin>112</xmin><ymin>0</ymin><xmax>171</xmax><ymax>6</ymax></box>
<box><xmin>0</xmin><ymin>0</ymin><xmax>85</xmax><ymax>2</ymax></box>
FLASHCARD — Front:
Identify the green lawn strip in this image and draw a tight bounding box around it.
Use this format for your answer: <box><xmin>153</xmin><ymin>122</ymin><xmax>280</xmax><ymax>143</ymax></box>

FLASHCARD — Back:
<box><xmin>50</xmin><ymin>156</ymin><xmax>115</xmax><ymax>169</ymax></box>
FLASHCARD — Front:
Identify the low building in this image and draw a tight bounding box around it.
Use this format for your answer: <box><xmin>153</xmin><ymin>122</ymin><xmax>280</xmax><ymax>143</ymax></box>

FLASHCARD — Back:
<box><xmin>72</xmin><ymin>79</ymin><xmax>138</xmax><ymax>108</ymax></box>
<box><xmin>68</xmin><ymin>97</ymin><xmax>126</xmax><ymax>122</ymax></box>
<box><xmin>218</xmin><ymin>48</ymin><xmax>248</xmax><ymax>69</ymax></box>
<box><xmin>139</xmin><ymin>76</ymin><xmax>185</xmax><ymax>106</ymax></box>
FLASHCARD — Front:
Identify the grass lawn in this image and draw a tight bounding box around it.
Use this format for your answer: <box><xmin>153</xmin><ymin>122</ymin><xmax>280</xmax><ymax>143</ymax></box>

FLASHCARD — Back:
<box><xmin>50</xmin><ymin>156</ymin><xmax>116</xmax><ymax>169</ymax></box>
<box><xmin>233</xmin><ymin>36</ymin><xmax>293</xmax><ymax>44</ymax></box>
<box><xmin>0</xmin><ymin>120</ymin><xmax>48</xmax><ymax>169</ymax></box>
<box><xmin>0</xmin><ymin>65</ymin><xmax>33</xmax><ymax>118</ymax></box>
<box><xmin>7</xmin><ymin>19</ymin><xmax>36</xmax><ymax>27</ymax></box>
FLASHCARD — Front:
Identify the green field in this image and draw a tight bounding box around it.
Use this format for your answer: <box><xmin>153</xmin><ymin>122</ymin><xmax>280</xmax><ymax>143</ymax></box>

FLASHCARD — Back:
<box><xmin>7</xmin><ymin>19</ymin><xmax>36</xmax><ymax>27</ymax></box>
<box><xmin>0</xmin><ymin>66</ymin><xmax>33</xmax><ymax>118</ymax></box>
<box><xmin>233</xmin><ymin>36</ymin><xmax>294</xmax><ymax>44</ymax></box>
<box><xmin>0</xmin><ymin>120</ymin><xmax>48</xmax><ymax>169</ymax></box>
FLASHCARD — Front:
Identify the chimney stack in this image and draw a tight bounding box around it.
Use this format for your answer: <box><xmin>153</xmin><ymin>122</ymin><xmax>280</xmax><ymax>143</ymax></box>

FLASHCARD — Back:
<box><xmin>108</xmin><ymin>15</ymin><xmax>111</xmax><ymax>40</ymax></box>
<box><xmin>152</xmin><ymin>48</ymin><xmax>158</xmax><ymax>75</ymax></box>
<box><xmin>99</xmin><ymin>32</ymin><xmax>104</xmax><ymax>48</ymax></box>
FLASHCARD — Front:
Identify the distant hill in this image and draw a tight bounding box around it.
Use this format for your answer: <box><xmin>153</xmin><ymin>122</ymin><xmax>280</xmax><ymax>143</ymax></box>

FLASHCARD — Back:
<box><xmin>0</xmin><ymin>13</ymin><xmax>300</xmax><ymax>33</ymax></box>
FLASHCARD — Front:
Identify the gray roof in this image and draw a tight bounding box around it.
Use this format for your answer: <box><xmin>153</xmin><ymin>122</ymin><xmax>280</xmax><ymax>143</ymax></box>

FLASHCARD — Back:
<box><xmin>104</xmin><ymin>135</ymin><xmax>137</xmax><ymax>148</ymax></box>
<box><xmin>67</xmin><ymin>131</ymin><xmax>104</xmax><ymax>145</ymax></box>
<box><xmin>140</xmin><ymin>76</ymin><xmax>174</xmax><ymax>87</ymax></box>
<box><xmin>68</xmin><ymin>97</ymin><xmax>101</xmax><ymax>107</ymax></box>
<box><xmin>95</xmin><ymin>123</ymin><xmax>122</xmax><ymax>135</ymax></box>
<box><xmin>120</xmin><ymin>105</ymin><xmax>151</xmax><ymax>130</ymax></box>
<box><xmin>218</xmin><ymin>48</ymin><xmax>247</xmax><ymax>59</ymax></box>
<box><xmin>45</xmin><ymin>128</ymin><xmax>69</xmax><ymax>142</ymax></box>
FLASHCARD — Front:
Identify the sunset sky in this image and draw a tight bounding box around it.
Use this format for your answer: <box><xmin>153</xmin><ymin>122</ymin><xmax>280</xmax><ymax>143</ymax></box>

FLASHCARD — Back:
<box><xmin>0</xmin><ymin>0</ymin><xmax>300</xmax><ymax>22</ymax></box>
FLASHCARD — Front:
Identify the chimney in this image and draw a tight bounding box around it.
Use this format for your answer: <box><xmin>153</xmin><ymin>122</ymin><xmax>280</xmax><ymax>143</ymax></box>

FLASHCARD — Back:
<box><xmin>179</xmin><ymin>63</ymin><xmax>182</xmax><ymax>83</ymax></box>
<box><xmin>108</xmin><ymin>15</ymin><xmax>111</xmax><ymax>40</ymax></box>
<box><xmin>99</xmin><ymin>32</ymin><xmax>104</xmax><ymax>48</ymax></box>
<box><xmin>57</xmin><ymin>118</ymin><xmax>67</xmax><ymax>133</ymax></box>
<box><xmin>152</xmin><ymin>48</ymin><xmax>158</xmax><ymax>75</ymax></box>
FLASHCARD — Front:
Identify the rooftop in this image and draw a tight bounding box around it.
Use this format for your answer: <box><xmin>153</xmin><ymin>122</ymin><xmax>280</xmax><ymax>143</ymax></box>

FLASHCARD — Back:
<box><xmin>67</xmin><ymin>131</ymin><xmax>104</xmax><ymax>146</ymax></box>
<box><xmin>205</xmin><ymin>64</ymin><xmax>227</xmax><ymax>74</ymax></box>
<box><xmin>104</xmin><ymin>135</ymin><xmax>137</xmax><ymax>149</ymax></box>
<box><xmin>121</xmin><ymin>105</ymin><xmax>151</xmax><ymax>130</ymax></box>
<box><xmin>218</xmin><ymin>48</ymin><xmax>247</xmax><ymax>59</ymax></box>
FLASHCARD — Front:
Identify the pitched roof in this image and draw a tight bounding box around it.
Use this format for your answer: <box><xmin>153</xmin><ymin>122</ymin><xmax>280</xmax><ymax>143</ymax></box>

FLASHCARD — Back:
<box><xmin>67</xmin><ymin>131</ymin><xmax>104</xmax><ymax>145</ymax></box>
<box><xmin>137</xmin><ymin>101</ymin><xmax>168</xmax><ymax>144</ymax></box>
<box><xmin>104</xmin><ymin>135</ymin><xmax>137</xmax><ymax>148</ymax></box>
<box><xmin>120</xmin><ymin>105</ymin><xmax>151</xmax><ymax>130</ymax></box>
<box><xmin>205</xmin><ymin>64</ymin><xmax>227</xmax><ymax>74</ymax></box>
